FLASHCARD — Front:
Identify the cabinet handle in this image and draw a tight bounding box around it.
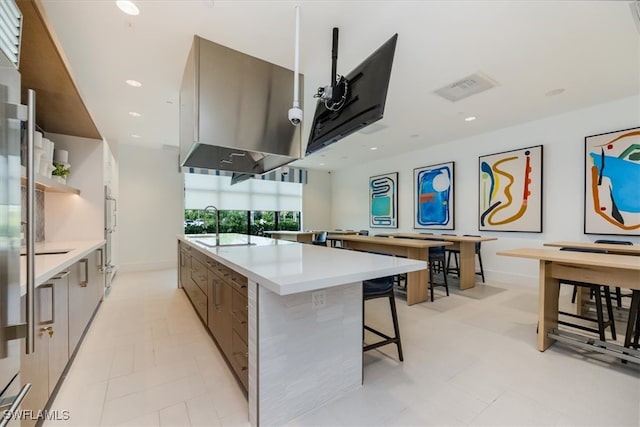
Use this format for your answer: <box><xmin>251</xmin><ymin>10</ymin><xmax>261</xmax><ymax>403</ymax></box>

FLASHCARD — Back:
<box><xmin>38</xmin><ymin>284</ymin><xmax>55</xmax><ymax>325</ymax></box>
<box><xmin>211</xmin><ymin>277</ymin><xmax>217</xmax><ymax>307</ymax></box>
<box><xmin>79</xmin><ymin>259</ymin><xmax>89</xmax><ymax>287</ymax></box>
<box><xmin>51</xmin><ymin>270</ymin><xmax>70</xmax><ymax>280</ymax></box>
<box><xmin>216</xmin><ymin>280</ymin><xmax>223</xmax><ymax>309</ymax></box>
<box><xmin>97</xmin><ymin>248</ymin><xmax>104</xmax><ymax>272</ymax></box>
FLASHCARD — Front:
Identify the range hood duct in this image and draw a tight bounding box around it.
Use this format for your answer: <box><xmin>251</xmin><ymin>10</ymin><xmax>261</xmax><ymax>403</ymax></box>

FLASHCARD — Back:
<box><xmin>180</xmin><ymin>36</ymin><xmax>303</xmax><ymax>174</ymax></box>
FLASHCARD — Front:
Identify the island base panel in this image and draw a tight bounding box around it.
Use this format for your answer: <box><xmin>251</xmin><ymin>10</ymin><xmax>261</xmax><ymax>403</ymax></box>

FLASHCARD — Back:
<box><xmin>250</xmin><ymin>281</ymin><xmax>363</xmax><ymax>426</ymax></box>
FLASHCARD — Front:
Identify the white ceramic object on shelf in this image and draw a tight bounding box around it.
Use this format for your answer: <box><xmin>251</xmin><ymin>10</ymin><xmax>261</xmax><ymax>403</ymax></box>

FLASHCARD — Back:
<box><xmin>34</xmin><ymin>131</ymin><xmax>43</xmax><ymax>148</ymax></box>
<box><xmin>53</xmin><ymin>149</ymin><xmax>68</xmax><ymax>164</ymax></box>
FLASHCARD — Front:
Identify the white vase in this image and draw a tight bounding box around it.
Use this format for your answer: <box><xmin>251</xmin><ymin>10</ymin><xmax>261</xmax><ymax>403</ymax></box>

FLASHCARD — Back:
<box><xmin>53</xmin><ymin>175</ymin><xmax>66</xmax><ymax>184</ymax></box>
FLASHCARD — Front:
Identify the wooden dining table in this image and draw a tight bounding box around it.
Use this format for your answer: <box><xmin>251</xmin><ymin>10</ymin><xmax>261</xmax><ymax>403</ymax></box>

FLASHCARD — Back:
<box><xmin>376</xmin><ymin>233</ymin><xmax>497</xmax><ymax>290</ymax></box>
<box><xmin>543</xmin><ymin>241</ymin><xmax>639</xmax><ymax>315</ymax></box>
<box><xmin>497</xmin><ymin>248</ymin><xmax>640</xmax><ymax>357</ymax></box>
<box><xmin>265</xmin><ymin>230</ymin><xmax>316</xmax><ymax>243</ymax></box>
<box><xmin>338</xmin><ymin>235</ymin><xmax>452</xmax><ymax>305</ymax></box>
<box><xmin>326</xmin><ymin>230</ymin><xmax>359</xmax><ymax>247</ymax></box>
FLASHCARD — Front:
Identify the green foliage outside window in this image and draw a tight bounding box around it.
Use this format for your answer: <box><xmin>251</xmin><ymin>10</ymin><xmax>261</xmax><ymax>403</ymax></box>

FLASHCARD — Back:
<box><xmin>183</xmin><ymin>209</ymin><xmax>300</xmax><ymax>235</ymax></box>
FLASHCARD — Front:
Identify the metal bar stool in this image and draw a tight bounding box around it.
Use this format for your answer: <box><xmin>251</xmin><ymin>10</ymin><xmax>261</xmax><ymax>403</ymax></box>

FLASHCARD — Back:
<box><xmin>356</xmin><ymin>249</ymin><xmax>404</xmax><ymax>361</ymax></box>
<box><xmin>445</xmin><ymin>235</ymin><xmax>485</xmax><ymax>283</ymax></box>
<box><xmin>624</xmin><ymin>290</ymin><xmax>640</xmax><ymax>350</ymax></box>
<box><xmin>594</xmin><ymin>239</ymin><xmax>633</xmax><ymax>308</ymax></box>
<box><xmin>363</xmin><ymin>275</ymin><xmax>403</xmax><ymax>361</ymax></box>
<box><xmin>428</xmin><ymin>240</ymin><xmax>449</xmax><ymax>302</ymax></box>
<box><xmin>558</xmin><ymin>247</ymin><xmax>616</xmax><ymax>341</ymax></box>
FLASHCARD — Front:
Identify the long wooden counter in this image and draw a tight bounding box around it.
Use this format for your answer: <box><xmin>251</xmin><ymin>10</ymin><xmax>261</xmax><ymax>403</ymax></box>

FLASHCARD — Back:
<box><xmin>544</xmin><ymin>241</ymin><xmax>640</xmax><ymax>255</ymax></box>
<box><xmin>376</xmin><ymin>233</ymin><xmax>497</xmax><ymax>290</ymax></box>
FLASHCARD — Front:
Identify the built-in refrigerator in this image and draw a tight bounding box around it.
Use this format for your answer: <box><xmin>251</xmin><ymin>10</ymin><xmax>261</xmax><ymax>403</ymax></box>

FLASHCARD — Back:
<box><xmin>0</xmin><ymin>1</ymin><xmax>33</xmax><ymax>425</ymax></box>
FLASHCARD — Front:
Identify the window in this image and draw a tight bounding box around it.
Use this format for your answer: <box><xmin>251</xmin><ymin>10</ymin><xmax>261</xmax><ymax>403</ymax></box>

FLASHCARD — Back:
<box><xmin>183</xmin><ymin>173</ymin><xmax>303</xmax><ymax>235</ymax></box>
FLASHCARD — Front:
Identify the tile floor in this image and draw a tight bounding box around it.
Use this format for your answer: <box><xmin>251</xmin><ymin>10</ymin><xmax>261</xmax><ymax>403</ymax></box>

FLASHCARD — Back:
<box><xmin>44</xmin><ymin>269</ymin><xmax>639</xmax><ymax>426</ymax></box>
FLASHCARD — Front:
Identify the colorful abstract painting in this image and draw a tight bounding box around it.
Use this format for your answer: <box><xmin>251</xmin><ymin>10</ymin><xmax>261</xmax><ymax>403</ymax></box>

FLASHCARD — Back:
<box><xmin>413</xmin><ymin>162</ymin><xmax>455</xmax><ymax>230</ymax></box>
<box><xmin>369</xmin><ymin>172</ymin><xmax>398</xmax><ymax>228</ymax></box>
<box><xmin>479</xmin><ymin>146</ymin><xmax>543</xmax><ymax>232</ymax></box>
<box><xmin>584</xmin><ymin>127</ymin><xmax>640</xmax><ymax>235</ymax></box>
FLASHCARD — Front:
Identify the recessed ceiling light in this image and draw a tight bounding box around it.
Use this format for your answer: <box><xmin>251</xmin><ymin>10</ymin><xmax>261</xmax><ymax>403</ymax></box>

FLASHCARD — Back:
<box><xmin>464</xmin><ymin>116</ymin><xmax>477</xmax><ymax>122</ymax></box>
<box><xmin>370</xmin><ymin>147</ymin><xmax>378</xmax><ymax>150</ymax></box>
<box><xmin>545</xmin><ymin>88</ymin><xmax>565</xmax><ymax>97</ymax></box>
<box><xmin>131</xmin><ymin>134</ymin><xmax>141</xmax><ymax>138</ymax></box>
<box><xmin>319</xmin><ymin>163</ymin><xmax>325</xmax><ymax>166</ymax></box>
<box><xmin>125</xmin><ymin>79</ymin><xmax>142</xmax><ymax>87</ymax></box>
<box><xmin>128</xmin><ymin>111</ymin><xmax>141</xmax><ymax>117</ymax></box>
<box><xmin>116</xmin><ymin>1</ymin><xmax>139</xmax><ymax>16</ymax></box>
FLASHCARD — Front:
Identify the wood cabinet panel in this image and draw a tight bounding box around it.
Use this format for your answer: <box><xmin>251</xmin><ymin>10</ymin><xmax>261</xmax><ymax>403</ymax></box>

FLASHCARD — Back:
<box><xmin>191</xmin><ymin>257</ymin><xmax>208</xmax><ymax>294</ymax></box>
<box><xmin>207</xmin><ymin>268</ymin><xmax>232</xmax><ymax>356</ymax></box>
<box><xmin>180</xmin><ymin>241</ymin><xmax>249</xmax><ymax>391</ymax></box>
<box><xmin>48</xmin><ymin>273</ymin><xmax>69</xmax><ymax>395</ymax></box>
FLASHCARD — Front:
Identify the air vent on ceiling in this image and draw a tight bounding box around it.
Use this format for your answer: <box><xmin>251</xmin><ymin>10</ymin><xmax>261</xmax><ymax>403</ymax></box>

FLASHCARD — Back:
<box><xmin>434</xmin><ymin>72</ymin><xmax>498</xmax><ymax>102</ymax></box>
<box><xmin>0</xmin><ymin>0</ymin><xmax>22</xmax><ymax>67</ymax></box>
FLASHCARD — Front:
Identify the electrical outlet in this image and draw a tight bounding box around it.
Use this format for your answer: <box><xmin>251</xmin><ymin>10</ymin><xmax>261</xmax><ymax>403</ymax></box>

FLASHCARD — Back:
<box><xmin>311</xmin><ymin>290</ymin><xmax>326</xmax><ymax>309</ymax></box>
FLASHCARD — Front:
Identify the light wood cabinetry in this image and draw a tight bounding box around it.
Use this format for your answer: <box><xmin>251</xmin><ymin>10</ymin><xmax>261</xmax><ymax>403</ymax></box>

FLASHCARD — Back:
<box><xmin>20</xmin><ymin>269</ymin><xmax>69</xmax><ymax>427</ymax></box>
<box><xmin>179</xmin><ymin>241</ymin><xmax>249</xmax><ymax>390</ymax></box>
<box><xmin>20</xmin><ymin>247</ymin><xmax>104</xmax><ymax>426</ymax></box>
<box><xmin>207</xmin><ymin>263</ymin><xmax>232</xmax><ymax>357</ymax></box>
<box><xmin>68</xmin><ymin>250</ymin><xmax>102</xmax><ymax>355</ymax></box>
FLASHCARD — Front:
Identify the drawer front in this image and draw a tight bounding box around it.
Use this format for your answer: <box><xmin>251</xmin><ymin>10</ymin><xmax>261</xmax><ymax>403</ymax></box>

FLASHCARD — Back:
<box><xmin>231</xmin><ymin>288</ymin><xmax>248</xmax><ymax>342</ymax></box>
<box><xmin>231</xmin><ymin>329</ymin><xmax>248</xmax><ymax>390</ymax></box>
<box><xmin>230</xmin><ymin>270</ymin><xmax>248</xmax><ymax>296</ymax></box>
<box><xmin>184</xmin><ymin>277</ymin><xmax>207</xmax><ymax>323</ymax></box>
<box><xmin>191</xmin><ymin>257</ymin><xmax>208</xmax><ymax>294</ymax></box>
<box><xmin>215</xmin><ymin>262</ymin><xmax>231</xmax><ymax>279</ymax></box>
<box><xmin>204</xmin><ymin>257</ymin><xmax>217</xmax><ymax>270</ymax></box>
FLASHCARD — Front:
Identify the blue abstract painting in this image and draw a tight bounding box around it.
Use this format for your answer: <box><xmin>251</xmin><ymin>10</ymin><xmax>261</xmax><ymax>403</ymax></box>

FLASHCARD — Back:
<box><xmin>414</xmin><ymin>162</ymin><xmax>454</xmax><ymax>230</ymax></box>
<box><xmin>585</xmin><ymin>127</ymin><xmax>640</xmax><ymax>235</ymax></box>
<box><xmin>370</xmin><ymin>172</ymin><xmax>398</xmax><ymax>228</ymax></box>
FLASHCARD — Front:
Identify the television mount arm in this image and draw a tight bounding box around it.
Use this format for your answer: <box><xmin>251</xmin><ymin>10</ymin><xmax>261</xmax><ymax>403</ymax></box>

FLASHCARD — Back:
<box><xmin>314</xmin><ymin>27</ymin><xmax>349</xmax><ymax>111</ymax></box>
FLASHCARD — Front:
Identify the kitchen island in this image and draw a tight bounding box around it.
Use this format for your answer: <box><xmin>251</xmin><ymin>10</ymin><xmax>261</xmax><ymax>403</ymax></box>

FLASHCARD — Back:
<box><xmin>178</xmin><ymin>233</ymin><xmax>426</xmax><ymax>426</ymax></box>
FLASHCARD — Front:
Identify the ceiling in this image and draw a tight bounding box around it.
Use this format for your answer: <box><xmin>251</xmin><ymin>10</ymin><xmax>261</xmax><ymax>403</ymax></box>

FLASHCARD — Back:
<box><xmin>39</xmin><ymin>0</ymin><xmax>640</xmax><ymax>171</ymax></box>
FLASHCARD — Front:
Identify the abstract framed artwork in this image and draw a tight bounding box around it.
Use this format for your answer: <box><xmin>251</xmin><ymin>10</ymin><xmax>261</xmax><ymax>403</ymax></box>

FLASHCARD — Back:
<box><xmin>413</xmin><ymin>162</ymin><xmax>455</xmax><ymax>230</ymax></box>
<box><xmin>479</xmin><ymin>145</ymin><xmax>543</xmax><ymax>232</ymax></box>
<box><xmin>369</xmin><ymin>172</ymin><xmax>398</xmax><ymax>228</ymax></box>
<box><xmin>584</xmin><ymin>127</ymin><xmax>640</xmax><ymax>236</ymax></box>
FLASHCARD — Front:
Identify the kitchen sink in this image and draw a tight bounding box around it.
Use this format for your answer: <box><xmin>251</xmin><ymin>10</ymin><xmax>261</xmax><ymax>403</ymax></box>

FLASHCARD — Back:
<box><xmin>195</xmin><ymin>238</ymin><xmax>256</xmax><ymax>248</ymax></box>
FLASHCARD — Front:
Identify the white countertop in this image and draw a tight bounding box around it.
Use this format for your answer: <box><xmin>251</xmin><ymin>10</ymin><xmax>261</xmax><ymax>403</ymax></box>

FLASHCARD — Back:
<box><xmin>20</xmin><ymin>240</ymin><xmax>106</xmax><ymax>293</ymax></box>
<box><xmin>179</xmin><ymin>234</ymin><xmax>426</xmax><ymax>295</ymax></box>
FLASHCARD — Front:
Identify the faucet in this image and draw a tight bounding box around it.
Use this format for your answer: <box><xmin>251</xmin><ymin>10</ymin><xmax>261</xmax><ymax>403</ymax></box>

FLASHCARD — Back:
<box><xmin>203</xmin><ymin>205</ymin><xmax>220</xmax><ymax>245</ymax></box>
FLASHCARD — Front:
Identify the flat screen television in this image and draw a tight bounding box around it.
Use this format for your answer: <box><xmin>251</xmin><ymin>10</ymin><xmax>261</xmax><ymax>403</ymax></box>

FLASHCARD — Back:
<box><xmin>305</xmin><ymin>33</ymin><xmax>398</xmax><ymax>156</ymax></box>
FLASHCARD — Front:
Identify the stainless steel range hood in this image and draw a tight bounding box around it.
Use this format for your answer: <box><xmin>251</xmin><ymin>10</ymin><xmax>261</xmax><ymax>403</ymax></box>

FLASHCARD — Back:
<box><xmin>180</xmin><ymin>36</ymin><xmax>303</xmax><ymax>174</ymax></box>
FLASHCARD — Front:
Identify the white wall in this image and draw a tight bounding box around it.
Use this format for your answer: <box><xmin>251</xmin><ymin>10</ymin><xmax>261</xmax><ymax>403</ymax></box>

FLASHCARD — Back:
<box><xmin>45</xmin><ymin>133</ymin><xmax>104</xmax><ymax>241</ymax></box>
<box><xmin>302</xmin><ymin>169</ymin><xmax>332</xmax><ymax>231</ymax></box>
<box><xmin>331</xmin><ymin>96</ymin><xmax>640</xmax><ymax>286</ymax></box>
<box><xmin>118</xmin><ymin>145</ymin><xmax>183</xmax><ymax>272</ymax></box>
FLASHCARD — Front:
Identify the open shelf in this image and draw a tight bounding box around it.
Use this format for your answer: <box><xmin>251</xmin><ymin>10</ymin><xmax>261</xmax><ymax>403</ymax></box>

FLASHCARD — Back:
<box><xmin>21</xmin><ymin>166</ymin><xmax>81</xmax><ymax>195</ymax></box>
